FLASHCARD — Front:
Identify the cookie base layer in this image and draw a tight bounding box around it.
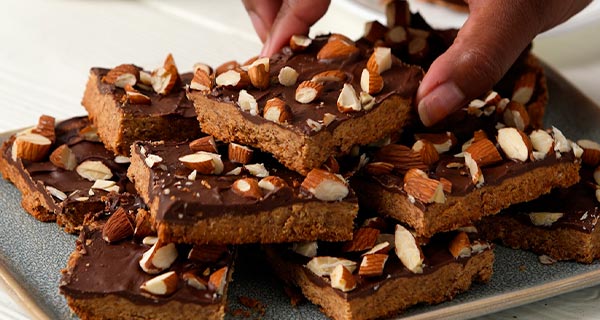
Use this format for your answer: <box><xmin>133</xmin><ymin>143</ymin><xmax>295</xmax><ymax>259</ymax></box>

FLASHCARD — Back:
<box><xmin>82</xmin><ymin>72</ymin><xmax>202</xmax><ymax>156</ymax></box>
<box><xmin>128</xmin><ymin>145</ymin><xmax>358</xmax><ymax>245</ymax></box>
<box><xmin>188</xmin><ymin>92</ymin><xmax>413</xmax><ymax>175</ymax></box>
<box><xmin>477</xmin><ymin>215</ymin><xmax>600</xmax><ymax>263</ymax></box>
<box><xmin>353</xmin><ymin>161</ymin><xmax>580</xmax><ymax>238</ymax></box>
<box><xmin>265</xmin><ymin>248</ymin><xmax>494</xmax><ymax>320</ymax></box>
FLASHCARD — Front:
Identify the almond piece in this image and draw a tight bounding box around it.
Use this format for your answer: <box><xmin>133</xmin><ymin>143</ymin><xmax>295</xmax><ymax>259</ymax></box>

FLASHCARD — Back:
<box><xmin>311</xmin><ymin>70</ymin><xmax>347</xmax><ymax>83</ymax></box>
<box><xmin>215</xmin><ymin>60</ymin><xmax>240</xmax><ymax>76</ymax></box>
<box><xmin>403</xmin><ymin>175</ymin><xmax>445</xmax><ymax>204</ymax></box>
<box><xmin>103</xmin><ymin>64</ymin><xmax>139</xmax><ymax>88</ymax></box>
<box><xmin>360</xmin><ymin>68</ymin><xmax>384</xmax><ymax>95</ymax></box>
<box><xmin>215</xmin><ymin>69</ymin><xmax>250</xmax><ymax>89</ymax></box>
<box><xmin>152</xmin><ymin>54</ymin><xmax>180</xmax><ymax>95</ymax></box>
<box><xmin>208</xmin><ymin>267</ymin><xmax>228</xmax><ymax>295</ymax></box>
<box><xmin>278</xmin><ymin>66</ymin><xmax>299</xmax><ymax>86</ymax></box>
<box><xmin>140</xmin><ymin>271</ymin><xmax>178</xmax><ymax>296</ymax></box>
<box><xmin>188</xmin><ymin>244</ymin><xmax>228</xmax><ymax>262</ymax></box>
<box><xmin>364</xmin><ymin>20</ymin><xmax>388</xmax><ymax>42</ymax></box>
<box><xmin>551</xmin><ymin>126</ymin><xmax>572</xmax><ymax>153</ymax></box>
<box><xmin>134</xmin><ymin>209</ymin><xmax>154</xmax><ymax>239</ymax></box>
<box><xmin>102</xmin><ymin>207</ymin><xmax>133</xmax><ymax>243</ymax></box>
<box><xmin>32</xmin><ymin>115</ymin><xmax>56</xmax><ymax>143</ymax></box>
<box><xmin>571</xmin><ymin>141</ymin><xmax>584</xmax><ymax>159</ymax></box>
<box><xmin>364</xmin><ymin>161</ymin><xmax>394</xmax><ymax>175</ymax></box>
<box><xmin>449</xmin><ymin>231</ymin><xmax>472</xmax><ymax>258</ymax></box>
<box><xmin>190</xmin><ymin>69</ymin><xmax>213</xmax><ymax>92</ymax></box>
<box><xmin>307</xmin><ymin>119</ymin><xmax>323</xmax><ymax>132</ymax></box>
<box><xmin>79</xmin><ymin>124</ymin><xmax>100</xmax><ymax>142</ymax></box>
<box><xmin>183</xmin><ymin>271</ymin><xmax>208</xmax><ymax>291</ymax></box>
<box><xmin>48</xmin><ymin>144</ymin><xmax>77</xmax><ymax>170</ymax></box>
<box><xmin>384</xmin><ymin>26</ymin><xmax>408</xmax><ymax>46</ymax></box>
<box><xmin>359</xmin><ymin>254</ymin><xmax>388</xmax><ymax>277</ymax></box>
<box><xmin>411</xmin><ymin>139</ymin><xmax>440</xmax><ymax>165</ymax></box>
<box><xmin>232</xmin><ymin>178</ymin><xmax>262</xmax><ymax>200</ymax></box>
<box><xmin>321</xmin><ymin>156</ymin><xmax>340</xmax><ymax>174</ymax></box>
<box><xmin>306</xmin><ymin>256</ymin><xmax>357</xmax><ymax>277</ymax></box>
<box><xmin>363</xmin><ymin>242</ymin><xmax>391</xmax><ymax>255</ymax></box>
<box><xmin>465</xmin><ymin>138</ymin><xmax>503</xmax><ymax>167</ymax></box>
<box><xmin>360</xmin><ymin>91</ymin><xmax>376</xmax><ymax>111</ymax></box>
<box><xmin>11</xmin><ymin>133</ymin><xmax>52</xmax><ymax>162</ymax></box>
<box><xmin>530</xmin><ymin>130</ymin><xmax>554</xmax><ymax>159</ymax></box>
<box><xmin>408</xmin><ymin>37</ymin><xmax>429</xmax><ymax>63</ymax></box>
<box><xmin>139</xmin><ymin>240</ymin><xmax>178</xmax><ymax>274</ymax></box>
<box><xmin>179</xmin><ymin>152</ymin><xmax>224</xmax><ymax>175</ymax></box>
<box><xmin>464</xmin><ymin>152</ymin><xmax>484</xmax><ymax>187</ymax></box>
<box><xmin>263</xmin><ymin>97</ymin><xmax>292</xmax><ymax>124</ymax></box>
<box><xmin>91</xmin><ymin>179</ymin><xmax>120</xmax><ymax>193</ymax></box>
<box><xmin>512</xmin><ymin>71</ymin><xmax>536</xmax><ymax>104</ymax></box>
<box><xmin>367</xmin><ymin>47</ymin><xmax>392</xmax><ymax>74</ymax></box>
<box><xmin>295</xmin><ymin>81</ymin><xmax>323</xmax><ymax>104</ymax></box>
<box><xmin>301</xmin><ymin>169</ymin><xmax>349</xmax><ymax>201</ymax></box>
<box><xmin>248</xmin><ymin>63</ymin><xmax>270</xmax><ymax>89</ymax></box>
<box><xmin>337</xmin><ymin>83</ymin><xmax>361</xmax><ymax>113</ymax></box>
<box><xmin>237</xmin><ymin>90</ymin><xmax>259</xmax><ymax>116</ymax></box>
<box><xmin>497</xmin><ymin>127</ymin><xmax>532</xmax><ymax>162</ymax></box>
<box><xmin>317</xmin><ymin>38</ymin><xmax>359</xmax><ymax>60</ymax></box>
<box><xmin>258</xmin><ymin>176</ymin><xmax>288</xmax><ymax>191</ymax></box>
<box><xmin>144</xmin><ymin>154</ymin><xmax>163</xmax><ymax>168</ymax></box>
<box><xmin>244</xmin><ymin>163</ymin><xmax>269</xmax><ymax>177</ymax></box>
<box><xmin>283</xmin><ymin>242</ymin><xmax>317</xmax><ymax>259</ymax></box>
<box><xmin>503</xmin><ymin>101</ymin><xmax>530</xmax><ymax>131</ymax></box>
<box><xmin>394</xmin><ymin>224</ymin><xmax>423</xmax><ymax>274</ymax></box>
<box><xmin>414</xmin><ymin>132</ymin><xmax>457</xmax><ymax>154</ymax></box>
<box><xmin>193</xmin><ymin>62</ymin><xmax>213</xmax><ymax>76</ymax></box>
<box><xmin>385</xmin><ymin>0</ymin><xmax>410</xmax><ymax>27</ymax></box>
<box><xmin>529</xmin><ymin>212</ymin><xmax>564</xmax><ymax>227</ymax></box>
<box><xmin>330</xmin><ymin>264</ymin><xmax>357</xmax><ymax>292</ymax></box>
<box><xmin>46</xmin><ymin>186</ymin><xmax>67</xmax><ymax>201</ymax></box>
<box><xmin>189</xmin><ymin>136</ymin><xmax>218</xmax><ymax>153</ymax></box>
<box><xmin>577</xmin><ymin>139</ymin><xmax>600</xmax><ymax>166</ymax></box>
<box><xmin>228</xmin><ymin>143</ymin><xmax>253</xmax><ymax>164</ymax></box>
<box><xmin>123</xmin><ymin>84</ymin><xmax>151</xmax><ymax>105</ymax></box>
<box><xmin>403</xmin><ymin>168</ymin><xmax>428</xmax><ymax>184</ymax></box>
<box><xmin>484</xmin><ymin>91</ymin><xmax>502</xmax><ymax>106</ymax></box>
<box><xmin>76</xmin><ymin>160</ymin><xmax>113</xmax><ymax>181</ymax></box>
<box><xmin>375</xmin><ymin>144</ymin><xmax>428</xmax><ymax>174</ymax></box>
<box><xmin>342</xmin><ymin>228</ymin><xmax>380</xmax><ymax>252</ymax></box>
<box><xmin>289</xmin><ymin>34</ymin><xmax>312</xmax><ymax>51</ymax></box>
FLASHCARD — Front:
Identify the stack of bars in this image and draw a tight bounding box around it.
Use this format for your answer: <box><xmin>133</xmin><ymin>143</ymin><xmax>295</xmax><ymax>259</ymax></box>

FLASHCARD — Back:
<box><xmin>0</xmin><ymin>1</ymin><xmax>599</xmax><ymax>319</ymax></box>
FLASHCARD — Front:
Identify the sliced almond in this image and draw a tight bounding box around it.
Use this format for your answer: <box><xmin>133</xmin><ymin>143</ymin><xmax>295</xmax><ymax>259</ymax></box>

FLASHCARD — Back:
<box><xmin>258</xmin><ymin>176</ymin><xmax>288</xmax><ymax>191</ymax></box>
<box><xmin>144</xmin><ymin>154</ymin><xmax>163</xmax><ymax>168</ymax></box>
<box><xmin>449</xmin><ymin>231</ymin><xmax>471</xmax><ymax>258</ymax></box>
<box><xmin>228</xmin><ymin>143</ymin><xmax>253</xmax><ymax>164</ymax></box>
<box><xmin>248</xmin><ymin>63</ymin><xmax>270</xmax><ymax>89</ymax></box>
<box><xmin>394</xmin><ymin>224</ymin><xmax>423</xmax><ymax>274</ymax></box>
<box><xmin>551</xmin><ymin>126</ymin><xmax>572</xmax><ymax>153</ymax></box>
<box><xmin>403</xmin><ymin>168</ymin><xmax>427</xmax><ymax>183</ymax></box>
<box><xmin>503</xmin><ymin>101</ymin><xmax>530</xmax><ymax>131</ymax></box>
<box><xmin>103</xmin><ymin>64</ymin><xmax>139</xmax><ymax>88</ymax></box>
<box><xmin>189</xmin><ymin>136</ymin><xmax>218</xmax><ymax>153</ymax></box>
<box><xmin>301</xmin><ymin>169</ymin><xmax>349</xmax><ymax>201</ymax></box>
<box><xmin>179</xmin><ymin>152</ymin><xmax>224</xmax><ymax>175</ymax></box>
<box><xmin>497</xmin><ymin>127</ymin><xmax>532</xmax><ymax>162</ymax></box>
<box><xmin>577</xmin><ymin>139</ymin><xmax>600</xmax><ymax>166</ymax></box>
<box><xmin>190</xmin><ymin>68</ymin><xmax>213</xmax><ymax>92</ymax></box>
<box><xmin>330</xmin><ymin>264</ymin><xmax>356</xmax><ymax>292</ymax></box>
<box><xmin>46</xmin><ymin>186</ymin><xmax>67</xmax><ymax>201</ymax></box>
<box><xmin>208</xmin><ymin>267</ymin><xmax>228</xmax><ymax>295</ymax></box>
<box><xmin>306</xmin><ymin>256</ymin><xmax>356</xmax><ymax>277</ymax></box>
<box><xmin>385</xmin><ymin>0</ymin><xmax>410</xmax><ymax>27</ymax></box>
<box><xmin>215</xmin><ymin>69</ymin><xmax>250</xmax><ymax>89</ymax></box>
<box><xmin>342</xmin><ymin>228</ymin><xmax>380</xmax><ymax>252</ymax></box>
<box><xmin>291</xmin><ymin>241</ymin><xmax>318</xmax><ymax>258</ymax></box>
<box><xmin>366</xmin><ymin>47</ymin><xmax>392</xmax><ymax>74</ymax></box>
<box><xmin>530</xmin><ymin>130</ymin><xmax>554</xmax><ymax>157</ymax></box>
<box><xmin>512</xmin><ymin>71</ymin><xmax>536</xmax><ymax>105</ymax></box>
<box><xmin>364</xmin><ymin>20</ymin><xmax>388</xmax><ymax>42</ymax></box>
<box><xmin>411</xmin><ymin>140</ymin><xmax>440</xmax><ymax>165</ymax></box>
<box><xmin>263</xmin><ymin>97</ymin><xmax>292</xmax><ymax>124</ymax></box>
<box><xmin>571</xmin><ymin>141</ymin><xmax>584</xmax><ymax>159</ymax></box>
<box><xmin>91</xmin><ymin>179</ymin><xmax>120</xmax><ymax>193</ymax></box>
<box><xmin>289</xmin><ymin>35</ymin><xmax>312</xmax><ymax>51</ymax></box>
<box><xmin>337</xmin><ymin>83</ymin><xmax>361</xmax><ymax>113</ymax></box>
<box><xmin>295</xmin><ymin>81</ymin><xmax>323</xmax><ymax>104</ymax></box>
<box><xmin>183</xmin><ymin>271</ymin><xmax>208</xmax><ymax>291</ymax></box>
<box><xmin>232</xmin><ymin>178</ymin><xmax>262</xmax><ymax>200</ymax></box>
<box><xmin>464</xmin><ymin>152</ymin><xmax>484</xmax><ymax>187</ymax></box>
<box><xmin>360</xmin><ymin>68</ymin><xmax>384</xmax><ymax>95</ymax></box>
<box><xmin>363</xmin><ymin>241</ymin><xmax>391</xmax><ymax>256</ymax></box>
<box><xmin>311</xmin><ymin>70</ymin><xmax>347</xmax><ymax>83</ymax></box>
<box><xmin>237</xmin><ymin>90</ymin><xmax>259</xmax><ymax>116</ymax></box>
<box><xmin>529</xmin><ymin>212</ymin><xmax>564</xmax><ymax>227</ymax></box>
<box><xmin>49</xmin><ymin>144</ymin><xmax>77</xmax><ymax>170</ymax></box>
<box><xmin>11</xmin><ymin>133</ymin><xmax>52</xmax><ymax>162</ymax></box>
<box><xmin>359</xmin><ymin>254</ymin><xmax>388</xmax><ymax>277</ymax></box>
<box><xmin>76</xmin><ymin>160</ymin><xmax>113</xmax><ymax>181</ymax></box>
<box><xmin>465</xmin><ymin>138</ymin><xmax>503</xmax><ymax>167</ymax></box>
<box><xmin>316</xmin><ymin>38</ymin><xmax>359</xmax><ymax>61</ymax></box>
<box><xmin>139</xmin><ymin>241</ymin><xmax>178</xmax><ymax>274</ymax></box>
<box><xmin>278</xmin><ymin>66</ymin><xmax>299</xmax><ymax>87</ymax></box>
<box><xmin>403</xmin><ymin>175</ymin><xmax>445</xmax><ymax>204</ymax></box>
<box><xmin>140</xmin><ymin>271</ymin><xmax>178</xmax><ymax>296</ymax></box>
<box><xmin>102</xmin><ymin>207</ymin><xmax>133</xmax><ymax>243</ymax></box>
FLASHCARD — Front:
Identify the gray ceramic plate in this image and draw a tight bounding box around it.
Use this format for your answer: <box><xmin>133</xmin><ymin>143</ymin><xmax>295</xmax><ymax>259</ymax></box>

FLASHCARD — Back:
<box><xmin>0</xmin><ymin>64</ymin><xmax>599</xmax><ymax>320</ymax></box>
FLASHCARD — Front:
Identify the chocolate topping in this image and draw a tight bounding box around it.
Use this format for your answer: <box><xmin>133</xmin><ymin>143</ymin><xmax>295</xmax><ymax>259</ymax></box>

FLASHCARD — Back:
<box><xmin>60</xmin><ymin>223</ymin><xmax>233</xmax><ymax>305</ymax></box>
<box><xmin>92</xmin><ymin>68</ymin><xmax>196</xmax><ymax>119</ymax></box>
<box><xmin>208</xmin><ymin>35</ymin><xmax>423</xmax><ymax>136</ymax></box>
<box><xmin>133</xmin><ymin>141</ymin><xmax>357</xmax><ymax>223</ymax></box>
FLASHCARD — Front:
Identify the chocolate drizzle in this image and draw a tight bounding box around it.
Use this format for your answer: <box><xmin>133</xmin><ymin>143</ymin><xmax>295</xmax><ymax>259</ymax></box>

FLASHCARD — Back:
<box><xmin>208</xmin><ymin>36</ymin><xmax>423</xmax><ymax>136</ymax></box>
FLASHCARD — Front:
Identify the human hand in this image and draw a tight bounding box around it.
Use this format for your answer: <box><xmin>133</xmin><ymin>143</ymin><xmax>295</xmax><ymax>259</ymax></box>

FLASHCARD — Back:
<box><xmin>242</xmin><ymin>0</ymin><xmax>331</xmax><ymax>57</ymax></box>
<box><xmin>416</xmin><ymin>0</ymin><xmax>591</xmax><ymax>126</ymax></box>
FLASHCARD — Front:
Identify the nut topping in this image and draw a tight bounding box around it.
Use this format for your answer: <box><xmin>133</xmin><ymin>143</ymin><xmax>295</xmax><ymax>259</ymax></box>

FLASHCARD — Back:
<box><xmin>289</xmin><ymin>34</ymin><xmax>312</xmax><ymax>51</ymax></box>
<box><xmin>366</xmin><ymin>47</ymin><xmax>392</xmax><ymax>74</ymax></box>
<box><xmin>360</xmin><ymin>68</ymin><xmax>384</xmax><ymax>95</ymax></box>
<box><xmin>183</xmin><ymin>271</ymin><xmax>208</xmax><ymax>291</ymax></box>
<box><xmin>337</xmin><ymin>83</ymin><xmax>361</xmax><ymax>113</ymax></box>
<box><xmin>358</xmin><ymin>254</ymin><xmax>388</xmax><ymax>277</ymax></box>
<box><xmin>238</xmin><ymin>89</ymin><xmax>259</xmax><ymax>116</ymax></box>
<box><xmin>263</xmin><ymin>97</ymin><xmax>292</xmax><ymax>124</ymax></box>
<box><xmin>103</xmin><ymin>64</ymin><xmax>139</xmax><ymax>88</ymax></box>
<box><xmin>414</xmin><ymin>132</ymin><xmax>457</xmax><ymax>154</ymax></box>
<box><xmin>497</xmin><ymin>127</ymin><xmax>532</xmax><ymax>162</ymax></box>
<box><xmin>32</xmin><ymin>115</ymin><xmax>56</xmax><ymax>143</ymax></box>
<box><xmin>311</xmin><ymin>70</ymin><xmax>347</xmax><ymax>83</ymax></box>
<box><xmin>76</xmin><ymin>160</ymin><xmax>113</xmax><ymax>181</ymax></box>
<box><xmin>411</xmin><ymin>139</ymin><xmax>440</xmax><ymax>165</ymax></box>
<box><xmin>48</xmin><ymin>144</ymin><xmax>76</xmax><ymax>171</ymax></box>
<box><xmin>316</xmin><ymin>38</ymin><xmax>359</xmax><ymax>61</ymax></box>
<box><xmin>258</xmin><ymin>176</ymin><xmax>288</xmax><ymax>191</ymax></box>
<box><xmin>278</xmin><ymin>66</ymin><xmax>299</xmax><ymax>87</ymax></box>
<box><xmin>179</xmin><ymin>152</ymin><xmax>224</xmax><ymax>175</ymax></box>
<box><xmin>291</xmin><ymin>241</ymin><xmax>318</xmax><ymax>258</ymax></box>
<box><xmin>577</xmin><ymin>139</ymin><xmax>600</xmax><ymax>166</ymax></box>
<box><xmin>190</xmin><ymin>68</ymin><xmax>213</xmax><ymax>92</ymax></box>
<box><xmin>139</xmin><ymin>240</ymin><xmax>178</xmax><ymax>274</ymax></box>
<box><xmin>151</xmin><ymin>54</ymin><xmax>180</xmax><ymax>95</ymax></box>
<box><xmin>11</xmin><ymin>133</ymin><xmax>52</xmax><ymax>162</ymax></box>
<box><xmin>215</xmin><ymin>69</ymin><xmax>250</xmax><ymax>89</ymax></box>
<box><xmin>512</xmin><ymin>71</ymin><xmax>536</xmax><ymax>105</ymax></box>
<box><xmin>503</xmin><ymin>101</ymin><xmax>530</xmax><ymax>131</ymax></box>
<box><xmin>364</xmin><ymin>20</ymin><xmax>388</xmax><ymax>42</ymax></box>
<box><xmin>208</xmin><ymin>266</ymin><xmax>228</xmax><ymax>295</ymax></box>
<box><xmin>102</xmin><ymin>207</ymin><xmax>133</xmax><ymax>243</ymax></box>
<box><xmin>295</xmin><ymin>81</ymin><xmax>323</xmax><ymax>104</ymax></box>
<box><xmin>248</xmin><ymin>63</ymin><xmax>270</xmax><ymax>89</ymax></box>
<box><xmin>403</xmin><ymin>174</ymin><xmax>445</xmax><ymax>204</ymax></box>
<box><xmin>342</xmin><ymin>228</ymin><xmax>380</xmax><ymax>252</ymax></box>
<box><xmin>528</xmin><ymin>212</ymin><xmax>564</xmax><ymax>227</ymax></box>
<box><xmin>232</xmin><ymin>178</ymin><xmax>262</xmax><ymax>200</ymax></box>
<box><xmin>189</xmin><ymin>136</ymin><xmax>218</xmax><ymax>153</ymax></box>
<box><xmin>394</xmin><ymin>224</ymin><xmax>423</xmax><ymax>274</ymax></box>
<box><xmin>364</xmin><ymin>161</ymin><xmax>394</xmax><ymax>176</ymax></box>
<box><xmin>448</xmin><ymin>232</ymin><xmax>471</xmax><ymax>258</ymax></box>
<box><xmin>140</xmin><ymin>271</ymin><xmax>178</xmax><ymax>296</ymax></box>
<box><xmin>330</xmin><ymin>264</ymin><xmax>357</xmax><ymax>292</ymax></box>
<box><xmin>244</xmin><ymin>163</ymin><xmax>269</xmax><ymax>177</ymax></box>
<box><xmin>228</xmin><ymin>143</ymin><xmax>254</xmax><ymax>164</ymax></box>
<box><xmin>188</xmin><ymin>244</ymin><xmax>228</xmax><ymax>262</ymax></box>
<box><xmin>301</xmin><ymin>169</ymin><xmax>349</xmax><ymax>201</ymax></box>
<box><xmin>123</xmin><ymin>84</ymin><xmax>151</xmax><ymax>105</ymax></box>
<box><xmin>306</xmin><ymin>256</ymin><xmax>357</xmax><ymax>277</ymax></box>
<box><xmin>530</xmin><ymin>130</ymin><xmax>554</xmax><ymax>160</ymax></box>
<box><xmin>465</xmin><ymin>138</ymin><xmax>503</xmax><ymax>167</ymax></box>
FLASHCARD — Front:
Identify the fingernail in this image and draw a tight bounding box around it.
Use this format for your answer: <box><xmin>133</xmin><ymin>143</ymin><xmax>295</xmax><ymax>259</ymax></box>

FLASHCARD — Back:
<box><xmin>418</xmin><ymin>81</ymin><xmax>465</xmax><ymax>126</ymax></box>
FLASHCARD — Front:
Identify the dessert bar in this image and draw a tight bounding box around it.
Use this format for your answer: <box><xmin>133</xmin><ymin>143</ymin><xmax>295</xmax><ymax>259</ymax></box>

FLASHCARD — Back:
<box><xmin>127</xmin><ymin>139</ymin><xmax>358</xmax><ymax>245</ymax></box>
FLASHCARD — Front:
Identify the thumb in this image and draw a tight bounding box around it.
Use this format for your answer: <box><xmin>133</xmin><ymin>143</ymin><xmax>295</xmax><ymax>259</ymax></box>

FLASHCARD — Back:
<box><xmin>416</xmin><ymin>2</ymin><xmax>541</xmax><ymax>126</ymax></box>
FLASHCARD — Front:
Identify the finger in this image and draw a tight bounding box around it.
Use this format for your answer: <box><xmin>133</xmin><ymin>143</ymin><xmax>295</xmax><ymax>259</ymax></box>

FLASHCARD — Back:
<box><xmin>261</xmin><ymin>0</ymin><xmax>331</xmax><ymax>56</ymax></box>
<box><xmin>242</xmin><ymin>0</ymin><xmax>283</xmax><ymax>43</ymax></box>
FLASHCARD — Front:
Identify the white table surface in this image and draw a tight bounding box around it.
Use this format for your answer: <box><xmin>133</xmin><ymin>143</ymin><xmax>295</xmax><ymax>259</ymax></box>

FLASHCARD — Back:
<box><xmin>0</xmin><ymin>1</ymin><xmax>599</xmax><ymax>319</ymax></box>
